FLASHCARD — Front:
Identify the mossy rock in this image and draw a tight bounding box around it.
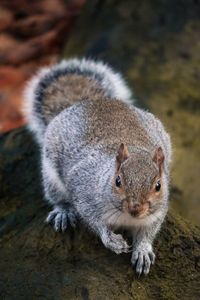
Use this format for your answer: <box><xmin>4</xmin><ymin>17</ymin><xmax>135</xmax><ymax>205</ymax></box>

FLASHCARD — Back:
<box><xmin>1</xmin><ymin>0</ymin><xmax>200</xmax><ymax>299</ymax></box>
<box><xmin>0</xmin><ymin>128</ymin><xmax>200</xmax><ymax>299</ymax></box>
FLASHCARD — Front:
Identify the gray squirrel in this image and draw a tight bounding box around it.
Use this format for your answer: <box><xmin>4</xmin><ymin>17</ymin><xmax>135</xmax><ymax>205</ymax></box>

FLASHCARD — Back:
<box><xmin>25</xmin><ymin>58</ymin><xmax>172</xmax><ymax>275</ymax></box>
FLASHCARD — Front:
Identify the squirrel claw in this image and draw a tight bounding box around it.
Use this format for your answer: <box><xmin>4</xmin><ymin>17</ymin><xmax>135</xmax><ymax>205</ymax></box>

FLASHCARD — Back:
<box><xmin>45</xmin><ymin>206</ymin><xmax>77</xmax><ymax>232</ymax></box>
<box><xmin>131</xmin><ymin>247</ymin><xmax>155</xmax><ymax>275</ymax></box>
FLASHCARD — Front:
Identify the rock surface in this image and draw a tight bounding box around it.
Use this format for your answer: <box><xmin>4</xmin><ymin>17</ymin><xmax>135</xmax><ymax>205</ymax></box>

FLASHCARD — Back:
<box><xmin>0</xmin><ymin>128</ymin><xmax>200</xmax><ymax>299</ymax></box>
<box><xmin>0</xmin><ymin>0</ymin><xmax>200</xmax><ymax>299</ymax></box>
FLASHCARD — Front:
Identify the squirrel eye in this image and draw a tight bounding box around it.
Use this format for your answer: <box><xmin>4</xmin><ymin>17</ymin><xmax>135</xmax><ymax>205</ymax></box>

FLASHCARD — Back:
<box><xmin>155</xmin><ymin>180</ymin><xmax>161</xmax><ymax>192</ymax></box>
<box><xmin>116</xmin><ymin>175</ymin><xmax>121</xmax><ymax>187</ymax></box>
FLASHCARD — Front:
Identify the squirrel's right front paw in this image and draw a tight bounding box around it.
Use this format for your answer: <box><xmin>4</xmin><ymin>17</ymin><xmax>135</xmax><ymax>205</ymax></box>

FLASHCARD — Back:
<box><xmin>45</xmin><ymin>207</ymin><xmax>76</xmax><ymax>232</ymax></box>
<box><xmin>101</xmin><ymin>231</ymin><xmax>130</xmax><ymax>254</ymax></box>
<box><xmin>131</xmin><ymin>244</ymin><xmax>155</xmax><ymax>275</ymax></box>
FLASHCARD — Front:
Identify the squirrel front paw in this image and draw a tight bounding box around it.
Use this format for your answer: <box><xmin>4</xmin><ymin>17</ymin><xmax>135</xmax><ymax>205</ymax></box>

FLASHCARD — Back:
<box><xmin>131</xmin><ymin>243</ymin><xmax>155</xmax><ymax>275</ymax></box>
<box><xmin>46</xmin><ymin>206</ymin><xmax>77</xmax><ymax>232</ymax></box>
<box><xmin>101</xmin><ymin>230</ymin><xmax>130</xmax><ymax>254</ymax></box>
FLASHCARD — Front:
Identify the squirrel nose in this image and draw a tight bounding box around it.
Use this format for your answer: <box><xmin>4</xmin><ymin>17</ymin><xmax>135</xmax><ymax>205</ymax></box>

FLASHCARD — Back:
<box><xmin>130</xmin><ymin>203</ymin><xmax>141</xmax><ymax>216</ymax></box>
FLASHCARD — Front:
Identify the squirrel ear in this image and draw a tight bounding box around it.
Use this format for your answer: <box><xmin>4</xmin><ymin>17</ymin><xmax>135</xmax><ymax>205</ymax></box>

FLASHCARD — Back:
<box><xmin>116</xmin><ymin>143</ymin><xmax>129</xmax><ymax>168</ymax></box>
<box><xmin>153</xmin><ymin>147</ymin><xmax>165</xmax><ymax>168</ymax></box>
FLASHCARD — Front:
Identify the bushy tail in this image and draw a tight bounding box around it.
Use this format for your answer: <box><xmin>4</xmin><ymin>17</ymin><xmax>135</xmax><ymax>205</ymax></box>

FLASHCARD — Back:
<box><xmin>24</xmin><ymin>58</ymin><xmax>133</xmax><ymax>144</ymax></box>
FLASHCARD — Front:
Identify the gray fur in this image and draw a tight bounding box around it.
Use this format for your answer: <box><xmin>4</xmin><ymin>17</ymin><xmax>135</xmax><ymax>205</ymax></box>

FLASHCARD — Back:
<box><xmin>25</xmin><ymin>58</ymin><xmax>172</xmax><ymax>275</ymax></box>
<box><xmin>24</xmin><ymin>58</ymin><xmax>132</xmax><ymax>144</ymax></box>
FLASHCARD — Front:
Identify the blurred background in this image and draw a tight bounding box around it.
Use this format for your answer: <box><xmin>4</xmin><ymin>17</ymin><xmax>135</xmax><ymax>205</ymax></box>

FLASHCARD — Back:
<box><xmin>0</xmin><ymin>0</ymin><xmax>85</xmax><ymax>132</ymax></box>
<box><xmin>0</xmin><ymin>0</ymin><xmax>200</xmax><ymax>226</ymax></box>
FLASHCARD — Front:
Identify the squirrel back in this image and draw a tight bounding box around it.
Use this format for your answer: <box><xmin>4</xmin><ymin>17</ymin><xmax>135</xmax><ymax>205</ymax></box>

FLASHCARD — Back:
<box><xmin>24</xmin><ymin>58</ymin><xmax>132</xmax><ymax>144</ymax></box>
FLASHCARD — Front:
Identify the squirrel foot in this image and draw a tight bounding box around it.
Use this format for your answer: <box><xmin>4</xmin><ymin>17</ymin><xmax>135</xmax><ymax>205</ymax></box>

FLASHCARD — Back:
<box><xmin>131</xmin><ymin>243</ymin><xmax>155</xmax><ymax>275</ymax></box>
<box><xmin>101</xmin><ymin>229</ymin><xmax>130</xmax><ymax>254</ymax></box>
<box><xmin>46</xmin><ymin>206</ymin><xmax>77</xmax><ymax>232</ymax></box>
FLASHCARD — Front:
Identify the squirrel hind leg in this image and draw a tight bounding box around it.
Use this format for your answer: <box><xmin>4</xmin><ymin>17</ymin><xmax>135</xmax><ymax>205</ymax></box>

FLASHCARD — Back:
<box><xmin>46</xmin><ymin>205</ymin><xmax>77</xmax><ymax>232</ymax></box>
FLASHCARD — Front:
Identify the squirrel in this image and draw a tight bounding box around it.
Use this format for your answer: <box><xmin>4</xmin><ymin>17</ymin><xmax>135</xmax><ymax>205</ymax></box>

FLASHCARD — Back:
<box><xmin>24</xmin><ymin>58</ymin><xmax>172</xmax><ymax>275</ymax></box>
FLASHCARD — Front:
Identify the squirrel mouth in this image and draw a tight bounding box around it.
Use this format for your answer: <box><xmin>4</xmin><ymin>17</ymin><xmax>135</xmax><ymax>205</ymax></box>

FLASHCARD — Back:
<box><xmin>128</xmin><ymin>202</ymin><xmax>149</xmax><ymax>218</ymax></box>
<box><xmin>130</xmin><ymin>211</ymin><xmax>149</xmax><ymax>219</ymax></box>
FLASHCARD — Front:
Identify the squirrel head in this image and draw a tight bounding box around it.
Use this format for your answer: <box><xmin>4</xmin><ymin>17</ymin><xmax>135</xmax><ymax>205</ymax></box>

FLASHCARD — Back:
<box><xmin>112</xmin><ymin>143</ymin><xmax>165</xmax><ymax>219</ymax></box>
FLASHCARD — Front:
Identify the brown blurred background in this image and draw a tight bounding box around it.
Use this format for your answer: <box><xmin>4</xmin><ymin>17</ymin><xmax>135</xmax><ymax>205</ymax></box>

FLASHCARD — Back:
<box><xmin>0</xmin><ymin>0</ymin><xmax>85</xmax><ymax>133</ymax></box>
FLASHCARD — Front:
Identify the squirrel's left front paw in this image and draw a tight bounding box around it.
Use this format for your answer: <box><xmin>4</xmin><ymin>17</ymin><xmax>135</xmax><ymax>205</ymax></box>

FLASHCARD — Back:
<box><xmin>131</xmin><ymin>244</ymin><xmax>155</xmax><ymax>275</ymax></box>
